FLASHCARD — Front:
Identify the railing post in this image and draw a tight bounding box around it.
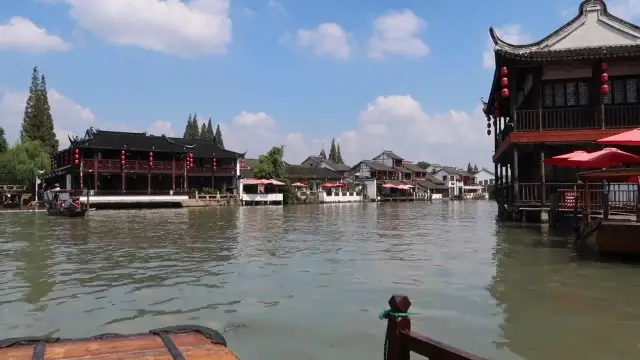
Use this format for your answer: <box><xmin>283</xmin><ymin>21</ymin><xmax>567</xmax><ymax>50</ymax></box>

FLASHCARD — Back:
<box><xmin>383</xmin><ymin>295</ymin><xmax>411</xmax><ymax>360</ymax></box>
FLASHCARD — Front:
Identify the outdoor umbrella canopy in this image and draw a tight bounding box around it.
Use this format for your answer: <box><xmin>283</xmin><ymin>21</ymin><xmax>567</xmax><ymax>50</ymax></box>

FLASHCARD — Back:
<box><xmin>595</xmin><ymin>128</ymin><xmax>640</xmax><ymax>146</ymax></box>
<box><xmin>543</xmin><ymin>151</ymin><xmax>589</xmax><ymax>167</ymax></box>
<box><xmin>291</xmin><ymin>182</ymin><xmax>306</xmax><ymax>187</ymax></box>
<box><xmin>567</xmin><ymin>147</ymin><xmax>640</xmax><ymax>168</ymax></box>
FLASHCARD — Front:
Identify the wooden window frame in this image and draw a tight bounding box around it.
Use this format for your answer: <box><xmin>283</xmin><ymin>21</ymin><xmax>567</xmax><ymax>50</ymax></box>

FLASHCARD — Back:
<box><xmin>603</xmin><ymin>76</ymin><xmax>640</xmax><ymax>105</ymax></box>
<box><xmin>542</xmin><ymin>78</ymin><xmax>590</xmax><ymax>108</ymax></box>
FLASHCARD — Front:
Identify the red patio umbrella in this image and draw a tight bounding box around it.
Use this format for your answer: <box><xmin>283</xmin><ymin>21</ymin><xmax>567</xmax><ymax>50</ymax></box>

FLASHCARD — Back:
<box><xmin>567</xmin><ymin>147</ymin><xmax>640</xmax><ymax>168</ymax></box>
<box><xmin>320</xmin><ymin>183</ymin><xmax>335</xmax><ymax>188</ymax></box>
<box><xmin>543</xmin><ymin>151</ymin><xmax>588</xmax><ymax>167</ymax></box>
<box><xmin>595</xmin><ymin>128</ymin><xmax>640</xmax><ymax>146</ymax></box>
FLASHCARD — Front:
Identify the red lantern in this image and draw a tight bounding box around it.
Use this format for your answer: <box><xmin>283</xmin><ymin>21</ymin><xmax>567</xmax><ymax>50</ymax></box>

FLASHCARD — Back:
<box><xmin>601</xmin><ymin>84</ymin><xmax>610</xmax><ymax>95</ymax></box>
<box><xmin>601</xmin><ymin>73</ymin><xmax>609</xmax><ymax>83</ymax></box>
<box><xmin>121</xmin><ymin>150</ymin><xmax>125</xmax><ymax>155</ymax></box>
<box><xmin>500</xmin><ymin>66</ymin><xmax>508</xmax><ymax>76</ymax></box>
<box><xmin>149</xmin><ymin>152</ymin><xmax>154</xmax><ymax>157</ymax></box>
<box><xmin>500</xmin><ymin>77</ymin><xmax>508</xmax><ymax>87</ymax></box>
<box><xmin>501</xmin><ymin>88</ymin><xmax>510</xmax><ymax>98</ymax></box>
<box><xmin>240</xmin><ymin>159</ymin><xmax>245</xmax><ymax>168</ymax></box>
<box><xmin>74</xmin><ymin>154</ymin><xmax>79</xmax><ymax>159</ymax></box>
<box><xmin>600</xmin><ymin>62</ymin><xmax>608</xmax><ymax>72</ymax></box>
<box><xmin>213</xmin><ymin>158</ymin><xmax>217</xmax><ymax>170</ymax></box>
<box><xmin>74</xmin><ymin>148</ymin><xmax>79</xmax><ymax>154</ymax></box>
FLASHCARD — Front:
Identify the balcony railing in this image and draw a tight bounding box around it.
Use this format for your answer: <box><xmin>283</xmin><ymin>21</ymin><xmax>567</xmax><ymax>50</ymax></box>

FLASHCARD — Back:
<box><xmin>80</xmin><ymin>159</ymin><xmax>236</xmax><ymax>175</ymax></box>
<box><xmin>497</xmin><ymin>182</ymin><xmax>638</xmax><ymax>213</ymax></box>
<box><xmin>512</xmin><ymin>105</ymin><xmax>640</xmax><ymax>132</ymax></box>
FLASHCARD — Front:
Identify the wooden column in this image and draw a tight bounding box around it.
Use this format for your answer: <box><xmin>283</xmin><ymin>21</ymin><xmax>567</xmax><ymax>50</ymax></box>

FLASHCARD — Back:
<box><xmin>540</xmin><ymin>149</ymin><xmax>546</xmax><ymax>205</ymax></box>
<box><xmin>504</xmin><ymin>163</ymin><xmax>510</xmax><ymax>204</ymax></box>
<box><xmin>93</xmin><ymin>154</ymin><xmax>98</xmax><ymax>192</ymax></box>
<box><xmin>513</xmin><ymin>146</ymin><xmax>519</xmax><ymax>204</ymax></box>
<box><xmin>172</xmin><ymin>155</ymin><xmax>176</xmax><ymax>193</ymax></box>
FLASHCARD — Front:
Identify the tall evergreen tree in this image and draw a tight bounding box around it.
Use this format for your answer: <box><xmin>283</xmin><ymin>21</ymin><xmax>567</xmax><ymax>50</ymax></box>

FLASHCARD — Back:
<box><xmin>214</xmin><ymin>124</ymin><xmax>224</xmax><ymax>149</ymax></box>
<box><xmin>205</xmin><ymin>118</ymin><xmax>215</xmax><ymax>141</ymax></box>
<box><xmin>328</xmin><ymin>138</ymin><xmax>337</xmax><ymax>162</ymax></box>
<box><xmin>183</xmin><ymin>113</ymin><xmax>193</xmax><ymax>138</ymax></box>
<box><xmin>473</xmin><ymin>164</ymin><xmax>479</xmax><ymax>172</ymax></box>
<box><xmin>20</xmin><ymin>67</ymin><xmax>58</xmax><ymax>154</ymax></box>
<box><xmin>190</xmin><ymin>114</ymin><xmax>200</xmax><ymax>139</ymax></box>
<box><xmin>467</xmin><ymin>162</ymin><xmax>473</xmax><ymax>172</ymax></box>
<box><xmin>0</xmin><ymin>127</ymin><xmax>7</xmax><ymax>153</ymax></box>
<box><xmin>200</xmin><ymin>122</ymin><xmax>207</xmax><ymax>139</ymax></box>
<box><xmin>319</xmin><ymin>147</ymin><xmax>327</xmax><ymax>160</ymax></box>
<box><xmin>336</xmin><ymin>143</ymin><xmax>344</xmax><ymax>164</ymax></box>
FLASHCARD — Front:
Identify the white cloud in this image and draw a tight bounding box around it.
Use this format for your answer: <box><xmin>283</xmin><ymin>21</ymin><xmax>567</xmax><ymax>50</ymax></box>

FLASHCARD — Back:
<box><xmin>367</xmin><ymin>9</ymin><xmax>429</xmax><ymax>59</ymax></box>
<box><xmin>233</xmin><ymin>111</ymin><xmax>276</xmax><ymax>127</ymax></box>
<box><xmin>0</xmin><ymin>16</ymin><xmax>70</xmax><ymax>53</ymax></box>
<box><xmin>482</xmin><ymin>24</ymin><xmax>531</xmax><ymax>69</ymax></box>
<box><xmin>296</xmin><ymin>23</ymin><xmax>350</xmax><ymax>59</ymax></box>
<box><xmin>267</xmin><ymin>0</ymin><xmax>286</xmax><ymax>14</ymax></box>
<box><xmin>0</xmin><ymin>89</ymin><xmax>174</xmax><ymax>149</ymax></box>
<box><xmin>604</xmin><ymin>0</ymin><xmax>640</xmax><ymax>21</ymax></box>
<box><xmin>335</xmin><ymin>95</ymin><xmax>491</xmax><ymax>167</ymax></box>
<box><xmin>63</xmin><ymin>0</ymin><xmax>231</xmax><ymax>57</ymax></box>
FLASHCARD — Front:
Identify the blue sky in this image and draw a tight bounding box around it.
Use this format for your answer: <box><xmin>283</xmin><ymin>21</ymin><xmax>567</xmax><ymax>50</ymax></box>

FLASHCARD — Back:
<box><xmin>0</xmin><ymin>0</ymin><xmax>632</xmax><ymax>167</ymax></box>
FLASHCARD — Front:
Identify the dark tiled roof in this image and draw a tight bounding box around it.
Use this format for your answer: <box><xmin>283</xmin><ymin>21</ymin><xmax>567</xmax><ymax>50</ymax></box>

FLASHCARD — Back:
<box><xmin>394</xmin><ymin>166</ymin><xmax>411</xmax><ymax>174</ymax></box>
<box><xmin>320</xmin><ymin>159</ymin><xmax>351</xmax><ymax>172</ymax></box>
<box><xmin>69</xmin><ymin>128</ymin><xmax>243</xmax><ymax>158</ymax></box>
<box><xmin>285</xmin><ymin>165</ymin><xmax>343</xmax><ymax>180</ymax></box>
<box><xmin>240</xmin><ymin>168</ymin><xmax>253</xmax><ymax>178</ymax></box>
<box><xmin>403</xmin><ymin>163</ymin><xmax>427</xmax><ymax>173</ymax></box>
<box><xmin>496</xmin><ymin>44</ymin><xmax>640</xmax><ymax>61</ymax></box>
<box><xmin>359</xmin><ymin>160</ymin><xmax>394</xmax><ymax>171</ymax></box>
<box><xmin>374</xmin><ymin>150</ymin><xmax>404</xmax><ymax>160</ymax></box>
<box><xmin>301</xmin><ymin>156</ymin><xmax>324</xmax><ymax>165</ymax></box>
<box><xmin>425</xmin><ymin>174</ymin><xmax>445</xmax><ymax>185</ymax></box>
<box><xmin>440</xmin><ymin>167</ymin><xmax>474</xmax><ymax>178</ymax></box>
<box><xmin>167</xmin><ymin>137</ymin><xmax>242</xmax><ymax>158</ymax></box>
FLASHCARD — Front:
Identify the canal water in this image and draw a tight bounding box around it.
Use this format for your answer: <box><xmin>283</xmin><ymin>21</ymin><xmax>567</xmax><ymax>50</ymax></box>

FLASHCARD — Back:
<box><xmin>1</xmin><ymin>202</ymin><xmax>639</xmax><ymax>360</ymax></box>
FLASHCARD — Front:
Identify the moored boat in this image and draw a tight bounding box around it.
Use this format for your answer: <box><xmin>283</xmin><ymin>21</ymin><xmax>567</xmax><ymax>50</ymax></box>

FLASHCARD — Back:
<box><xmin>0</xmin><ymin>325</ymin><xmax>237</xmax><ymax>360</ymax></box>
<box><xmin>43</xmin><ymin>188</ymin><xmax>89</xmax><ymax>217</ymax></box>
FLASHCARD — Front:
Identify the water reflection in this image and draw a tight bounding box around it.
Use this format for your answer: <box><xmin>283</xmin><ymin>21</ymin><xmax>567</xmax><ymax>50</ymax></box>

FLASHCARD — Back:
<box><xmin>489</xmin><ymin>224</ymin><xmax>640</xmax><ymax>360</ymax></box>
<box><xmin>1</xmin><ymin>203</ymin><xmax>639</xmax><ymax>359</ymax></box>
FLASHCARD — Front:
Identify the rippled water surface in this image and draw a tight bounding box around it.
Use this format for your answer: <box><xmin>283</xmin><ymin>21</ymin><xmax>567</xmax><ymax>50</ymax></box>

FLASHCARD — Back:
<box><xmin>2</xmin><ymin>201</ymin><xmax>640</xmax><ymax>359</ymax></box>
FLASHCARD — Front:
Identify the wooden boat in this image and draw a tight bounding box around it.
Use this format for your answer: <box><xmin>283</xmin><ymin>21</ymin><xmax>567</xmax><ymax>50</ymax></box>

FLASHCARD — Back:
<box><xmin>43</xmin><ymin>189</ymin><xmax>89</xmax><ymax>217</ymax></box>
<box><xmin>0</xmin><ymin>325</ymin><xmax>238</xmax><ymax>360</ymax></box>
<box><xmin>573</xmin><ymin>168</ymin><xmax>640</xmax><ymax>257</ymax></box>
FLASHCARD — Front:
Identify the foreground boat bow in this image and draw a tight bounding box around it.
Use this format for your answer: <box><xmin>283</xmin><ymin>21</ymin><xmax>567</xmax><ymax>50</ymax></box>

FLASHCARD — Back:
<box><xmin>0</xmin><ymin>325</ymin><xmax>237</xmax><ymax>360</ymax></box>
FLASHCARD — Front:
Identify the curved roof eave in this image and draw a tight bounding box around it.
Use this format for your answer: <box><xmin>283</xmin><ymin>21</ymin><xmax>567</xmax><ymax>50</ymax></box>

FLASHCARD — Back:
<box><xmin>489</xmin><ymin>0</ymin><xmax>638</xmax><ymax>52</ymax></box>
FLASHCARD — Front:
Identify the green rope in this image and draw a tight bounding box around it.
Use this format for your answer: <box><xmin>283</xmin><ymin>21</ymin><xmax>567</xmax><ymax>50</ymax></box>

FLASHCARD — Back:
<box><xmin>378</xmin><ymin>309</ymin><xmax>413</xmax><ymax>319</ymax></box>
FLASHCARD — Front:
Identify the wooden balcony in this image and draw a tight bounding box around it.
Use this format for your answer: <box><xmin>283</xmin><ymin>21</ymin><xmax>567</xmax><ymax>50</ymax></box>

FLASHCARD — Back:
<box><xmin>514</xmin><ymin>105</ymin><xmax>640</xmax><ymax>132</ymax></box>
<box><xmin>80</xmin><ymin>159</ymin><xmax>236</xmax><ymax>176</ymax></box>
<box><xmin>498</xmin><ymin>182</ymin><xmax>637</xmax><ymax>213</ymax></box>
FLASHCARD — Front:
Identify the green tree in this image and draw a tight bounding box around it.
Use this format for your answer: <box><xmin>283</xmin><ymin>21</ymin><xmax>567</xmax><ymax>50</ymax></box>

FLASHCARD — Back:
<box><xmin>190</xmin><ymin>114</ymin><xmax>201</xmax><ymax>139</ymax></box>
<box><xmin>473</xmin><ymin>164</ymin><xmax>479</xmax><ymax>172</ymax></box>
<box><xmin>205</xmin><ymin>118</ymin><xmax>215</xmax><ymax>141</ymax></box>
<box><xmin>328</xmin><ymin>138</ymin><xmax>337</xmax><ymax>162</ymax></box>
<box><xmin>319</xmin><ymin>147</ymin><xmax>327</xmax><ymax>160</ymax></box>
<box><xmin>183</xmin><ymin>113</ymin><xmax>193</xmax><ymax>138</ymax></box>
<box><xmin>20</xmin><ymin>67</ymin><xmax>58</xmax><ymax>155</ymax></box>
<box><xmin>336</xmin><ymin>143</ymin><xmax>344</xmax><ymax>164</ymax></box>
<box><xmin>467</xmin><ymin>162</ymin><xmax>473</xmax><ymax>172</ymax></box>
<box><xmin>416</xmin><ymin>161</ymin><xmax>430</xmax><ymax>169</ymax></box>
<box><xmin>200</xmin><ymin>122</ymin><xmax>207</xmax><ymax>139</ymax></box>
<box><xmin>0</xmin><ymin>140</ymin><xmax>51</xmax><ymax>187</ymax></box>
<box><xmin>0</xmin><ymin>127</ymin><xmax>8</xmax><ymax>153</ymax></box>
<box><xmin>214</xmin><ymin>124</ymin><xmax>225</xmax><ymax>149</ymax></box>
<box><xmin>253</xmin><ymin>145</ymin><xmax>286</xmax><ymax>179</ymax></box>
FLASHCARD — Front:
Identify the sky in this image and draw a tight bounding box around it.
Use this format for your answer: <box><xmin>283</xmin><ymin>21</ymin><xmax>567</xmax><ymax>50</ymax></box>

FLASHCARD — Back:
<box><xmin>0</xmin><ymin>0</ymin><xmax>638</xmax><ymax>168</ymax></box>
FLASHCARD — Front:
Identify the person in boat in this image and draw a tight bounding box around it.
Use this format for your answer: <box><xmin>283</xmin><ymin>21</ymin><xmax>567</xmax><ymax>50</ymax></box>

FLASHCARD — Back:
<box><xmin>52</xmin><ymin>183</ymin><xmax>61</xmax><ymax>202</ymax></box>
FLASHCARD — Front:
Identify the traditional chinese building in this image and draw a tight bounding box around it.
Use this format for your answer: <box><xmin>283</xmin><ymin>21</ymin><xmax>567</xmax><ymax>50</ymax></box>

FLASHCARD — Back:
<box><xmin>484</xmin><ymin>0</ymin><xmax>640</xmax><ymax>220</ymax></box>
<box><xmin>47</xmin><ymin>128</ymin><xmax>245</xmax><ymax>194</ymax></box>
